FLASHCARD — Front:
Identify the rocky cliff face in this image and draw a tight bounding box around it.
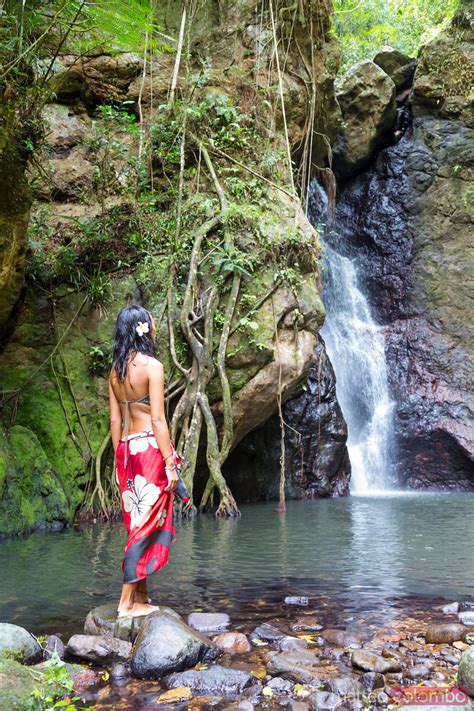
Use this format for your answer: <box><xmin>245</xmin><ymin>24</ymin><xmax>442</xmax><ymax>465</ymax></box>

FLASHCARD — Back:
<box><xmin>0</xmin><ymin>0</ymin><xmax>350</xmax><ymax>533</ymax></box>
<box><xmin>334</xmin><ymin>11</ymin><xmax>473</xmax><ymax>489</ymax></box>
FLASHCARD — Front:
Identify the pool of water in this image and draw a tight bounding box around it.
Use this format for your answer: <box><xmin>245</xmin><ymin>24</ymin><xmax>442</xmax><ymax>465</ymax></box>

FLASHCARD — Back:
<box><xmin>1</xmin><ymin>493</ymin><xmax>473</xmax><ymax>636</ymax></box>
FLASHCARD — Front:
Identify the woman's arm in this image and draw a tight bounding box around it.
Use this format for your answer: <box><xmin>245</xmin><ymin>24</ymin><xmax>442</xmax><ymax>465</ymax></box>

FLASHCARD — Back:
<box><xmin>108</xmin><ymin>375</ymin><xmax>122</xmax><ymax>452</ymax></box>
<box><xmin>149</xmin><ymin>360</ymin><xmax>178</xmax><ymax>491</ymax></box>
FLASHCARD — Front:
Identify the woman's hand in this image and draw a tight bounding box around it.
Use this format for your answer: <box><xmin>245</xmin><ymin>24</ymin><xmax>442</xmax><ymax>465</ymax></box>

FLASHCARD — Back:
<box><xmin>165</xmin><ymin>464</ymin><xmax>179</xmax><ymax>492</ymax></box>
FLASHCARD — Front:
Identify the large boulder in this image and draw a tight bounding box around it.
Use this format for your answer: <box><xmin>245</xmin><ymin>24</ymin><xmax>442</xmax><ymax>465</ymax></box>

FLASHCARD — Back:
<box><xmin>373</xmin><ymin>46</ymin><xmax>416</xmax><ymax>91</ymax></box>
<box><xmin>0</xmin><ymin>623</ymin><xmax>42</xmax><ymax>664</ymax></box>
<box><xmin>84</xmin><ymin>602</ymin><xmax>180</xmax><ymax>642</ymax></box>
<box><xmin>163</xmin><ymin>665</ymin><xmax>253</xmax><ymax>696</ymax></box>
<box><xmin>130</xmin><ymin>610</ymin><xmax>219</xmax><ymax>679</ymax></box>
<box><xmin>459</xmin><ymin>645</ymin><xmax>474</xmax><ymax>696</ymax></box>
<box><xmin>333</xmin><ymin>60</ymin><xmax>397</xmax><ymax>179</ymax></box>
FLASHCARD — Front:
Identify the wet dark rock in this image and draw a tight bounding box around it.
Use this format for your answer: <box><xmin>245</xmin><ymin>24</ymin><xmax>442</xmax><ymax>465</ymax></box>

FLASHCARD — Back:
<box><xmin>321</xmin><ymin>629</ymin><xmax>363</xmax><ymax>648</ymax></box>
<box><xmin>352</xmin><ymin>649</ymin><xmax>401</xmax><ymax>673</ymax></box>
<box><xmin>130</xmin><ymin>611</ymin><xmax>218</xmax><ymax>679</ymax></box>
<box><xmin>459</xmin><ymin>612</ymin><xmax>474</xmax><ymax>626</ymax></box>
<box><xmin>84</xmin><ymin>602</ymin><xmax>180</xmax><ymax>643</ymax></box>
<box><xmin>252</xmin><ymin>623</ymin><xmax>286</xmax><ymax>643</ymax></box>
<box><xmin>110</xmin><ymin>663</ymin><xmax>129</xmax><ymax>680</ymax></box>
<box><xmin>223</xmin><ymin>338</ymin><xmax>350</xmax><ymax>500</ymax></box>
<box><xmin>373</xmin><ymin>46</ymin><xmax>416</xmax><ymax>91</ymax></box>
<box><xmin>212</xmin><ymin>632</ymin><xmax>251</xmax><ymax>654</ymax></box>
<box><xmin>188</xmin><ymin>612</ymin><xmax>231</xmax><ymax>633</ymax></box>
<box><xmin>291</xmin><ymin>617</ymin><xmax>323</xmax><ymax>633</ymax></box>
<box><xmin>307</xmin><ymin>690</ymin><xmax>342</xmax><ymax>710</ymax></box>
<box><xmin>406</xmin><ymin>664</ymin><xmax>430</xmax><ymax>680</ymax></box>
<box><xmin>164</xmin><ymin>664</ymin><xmax>252</xmax><ymax>696</ymax></box>
<box><xmin>43</xmin><ymin>634</ymin><xmax>65</xmax><ymax>661</ymax></box>
<box><xmin>266</xmin><ymin>650</ymin><xmax>323</xmax><ymax>685</ymax></box>
<box><xmin>279</xmin><ymin>636</ymin><xmax>309</xmax><ymax>652</ymax></box>
<box><xmin>459</xmin><ymin>645</ymin><xmax>474</xmax><ymax>696</ymax></box>
<box><xmin>459</xmin><ymin>602</ymin><xmax>474</xmax><ymax>613</ymax></box>
<box><xmin>327</xmin><ymin>674</ymin><xmax>364</xmax><ymax>697</ymax></box>
<box><xmin>333</xmin><ymin>13</ymin><xmax>474</xmax><ymax>490</ymax></box>
<box><xmin>266</xmin><ymin>676</ymin><xmax>294</xmax><ymax>694</ymax></box>
<box><xmin>425</xmin><ymin>623</ymin><xmax>467</xmax><ymax>644</ymax></box>
<box><xmin>285</xmin><ymin>596</ymin><xmax>309</xmax><ymax>606</ymax></box>
<box><xmin>66</xmin><ymin>634</ymin><xmax>131</xmax><ymax>664</ymax></box>
<box><xmin>360</xmin><ymin>671</ymin><xmax>385</xmax><ymax>691</ymax></box>
<box><xmin>0</xmin><ymin>623</ymin><xmax>42</xmax><ymax>664</ymax></box>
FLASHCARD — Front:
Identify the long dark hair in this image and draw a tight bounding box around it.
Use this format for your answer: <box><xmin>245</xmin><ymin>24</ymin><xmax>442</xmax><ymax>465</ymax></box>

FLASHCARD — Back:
<box><xmin>112</xmin><ymin>305</ymin><xmax>156</xmax><ymax>382</ymax></box>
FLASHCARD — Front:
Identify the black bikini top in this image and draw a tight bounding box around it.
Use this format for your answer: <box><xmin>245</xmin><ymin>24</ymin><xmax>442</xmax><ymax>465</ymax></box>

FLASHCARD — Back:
<box><xmin>119</xmin><ymin>394</ymin><xmax>151</xmax><ymax>467</ymax></box>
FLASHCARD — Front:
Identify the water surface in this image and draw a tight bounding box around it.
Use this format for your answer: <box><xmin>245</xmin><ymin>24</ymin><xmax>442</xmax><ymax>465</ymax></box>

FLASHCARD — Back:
<box><xmin>1</xmin><ymin>494</ymin><xmax>473</xmax><ymax>636</ymax></box>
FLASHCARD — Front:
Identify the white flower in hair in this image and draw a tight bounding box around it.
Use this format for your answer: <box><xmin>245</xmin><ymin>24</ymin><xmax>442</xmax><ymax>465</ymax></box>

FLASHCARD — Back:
<box><xmin>136</xmin><ymin>321</ymin><xmax>150</xmax><ymax>337</ymax></box>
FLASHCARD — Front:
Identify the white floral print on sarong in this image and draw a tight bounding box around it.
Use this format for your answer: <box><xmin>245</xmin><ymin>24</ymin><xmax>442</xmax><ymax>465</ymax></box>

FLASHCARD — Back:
<box><xmin>128</xmin><ymin>434</ymin><xmax>159</xmax><ymax>455</ymax></box>
<box><xmin>122</xmin><ymin>474</ymin><xmax>161</xmax><ymax>530</ymax></box>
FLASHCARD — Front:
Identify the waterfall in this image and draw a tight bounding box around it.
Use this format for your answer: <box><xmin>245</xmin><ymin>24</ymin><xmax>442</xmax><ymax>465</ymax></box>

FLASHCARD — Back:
<box><xmin>308</xmin><ymin>182</ymin><xmax>396</xmax><ymax>494</ymax></box>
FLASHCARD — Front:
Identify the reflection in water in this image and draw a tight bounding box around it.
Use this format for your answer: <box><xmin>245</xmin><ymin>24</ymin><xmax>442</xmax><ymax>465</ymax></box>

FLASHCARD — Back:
<box><xmin>1</xmin><ymin>495</ymin><xmax>474</xmax><ymax>635</ymax></box>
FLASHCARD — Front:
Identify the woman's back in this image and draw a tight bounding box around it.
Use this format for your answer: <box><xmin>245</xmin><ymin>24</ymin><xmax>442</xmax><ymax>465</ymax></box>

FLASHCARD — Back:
<box><xmin>110</xmin><ymin>353</ymin><xmax>156</xmax><ymax>437</ymax></box>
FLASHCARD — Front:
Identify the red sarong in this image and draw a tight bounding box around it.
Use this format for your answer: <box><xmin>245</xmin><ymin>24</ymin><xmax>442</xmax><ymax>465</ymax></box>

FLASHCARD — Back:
<box><xmin>116</xmin><ymin>432</ymin><xmax>176</xmax><ymax>584</ymax></box>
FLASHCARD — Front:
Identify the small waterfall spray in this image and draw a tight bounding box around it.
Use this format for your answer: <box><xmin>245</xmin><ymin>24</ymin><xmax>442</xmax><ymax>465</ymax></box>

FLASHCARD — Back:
<box><xmin>308</xmin><ymin>181</ymin><xmax>396</xmax><ymax>494</ymax></box>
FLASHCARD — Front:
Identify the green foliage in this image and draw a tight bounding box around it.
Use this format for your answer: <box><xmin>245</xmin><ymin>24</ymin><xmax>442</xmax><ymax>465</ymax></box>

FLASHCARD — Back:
<box><xmin>88</xmin><ymin>345</ymin><xmax>112</xmax><ymax>374</ymax></box>
<box><xmin>211</xmin><ymin>244</ymin><xmax>255</xmax><ymax>279</ymax></box>
<box><xmin>333</xmin><ymin>0</ymin><xmax>461</xmax><ymax>72</ymax></box>
<box><xmin>29</xmin><ymin>652</ymin><xmax>89</xmax><ymax>711</ymax></box>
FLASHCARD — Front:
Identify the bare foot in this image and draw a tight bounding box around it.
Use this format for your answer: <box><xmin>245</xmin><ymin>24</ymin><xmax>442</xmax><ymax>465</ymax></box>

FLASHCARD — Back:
<box><xmin>117</xmin><ymin>602</ymin><xmax>160</xmax><ymax>618</ymax></box>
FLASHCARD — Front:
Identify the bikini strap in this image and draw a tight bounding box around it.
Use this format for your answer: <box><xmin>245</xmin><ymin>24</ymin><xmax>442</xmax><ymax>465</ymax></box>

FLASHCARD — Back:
<box><xmin>118</xmin><ymin>395</ymin><xmax>150</xmax><ymax>468</ymax></box>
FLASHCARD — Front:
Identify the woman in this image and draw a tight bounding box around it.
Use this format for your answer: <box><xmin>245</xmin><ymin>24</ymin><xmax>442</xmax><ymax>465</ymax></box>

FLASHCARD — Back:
<box><xmin>109</xmin><ymin>304</ymin><xmax>179</xmax><ymax>618</ymax></box>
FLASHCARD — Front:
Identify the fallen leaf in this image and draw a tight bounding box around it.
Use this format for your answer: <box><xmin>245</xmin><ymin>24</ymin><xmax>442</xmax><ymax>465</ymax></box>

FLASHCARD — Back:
<box><xmin>251</xmin><ymin>638</ymin><xmax>268</xmax><ymax>646</ymax></box>
<box><xmin>100</xmin><ymin>670</ymin><xmax>109</xmax><ymax>681</ymax></box>
<box><xmin>294</xmin><ymin>684</ymin><xmax>311</xmax><ymax>698</ymax></box>
<box><xmin>453</xmin><ymin>641</ymin><xmax>468</xmax><ymax>651</ymax></box>
<box><xmin>157</xmin><ymin>687</ymin><xmax>193</xmax><ymax>703</ymax></box>
<box><xmin>250</xmin><ymin>667</ymin><xmax>267</xmax><ymax>680</ymax></box>
<box><xmin>297</xmin><ymin>634</ymin><xmax>316</xmax><ymax>642</ymax></box>
<box><xmin>193</xmin><ymin>662</ymin><xmax>208</xmax><ymax>670</ymax></box>
<box><xmin>262</xmin><ymin>686</ymin><xmax>273</xmax><ymax>697</ymax></box>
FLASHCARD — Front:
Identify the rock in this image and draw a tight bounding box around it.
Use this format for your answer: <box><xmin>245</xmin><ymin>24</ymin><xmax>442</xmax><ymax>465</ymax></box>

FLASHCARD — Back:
<box><xmin>71</xmin><ymin>668</ymin><xmax>101</xmax><ymax>691</ymax></box>
<box><xmin>224</xmin><ymin>701</ymin><xmax>255</xmax><ymax>711</ymax></box>
<box><xmin>460</xmin><ymin>602</ymin><xmax>474</xmax><ymax>613</ymax></box>
<box><xmin>187</xmin><ymin>612</ymin><xmax>231</xmax><ymax>633</ymax></box>
<box><xmin>442</xmin><ymin>602</ymin><xmax>460</xmax><ymax>614</ymax></box>
<box><xmin>266</xmin><ymin>650</ymin><xmax>324</xmax><ymax>685</ymax></box>
<box><xmin>285</xmin><ymin>596</ymin><xmax>309</xmax><ymax>606</ymax></box>
<box><xmin>459</xmin><ymin>612</ymin><xmax>474</xmax><ymax>626</ymax></box>
<box><xmin>84</xmin><ymin>602</ymin><xmax>180</xmax><ymax>643</ymax></box>
<box><xmin>307</xmin><ymin>690</ymin><xmax>342</xmax><ymax>710</ymax></box>
<box><xmin>406</xmin><ymin>664</ymin><xmax>430</xmax><ymax>680</ymax></box>
<box><xmin>42</xmin><ymin>104</ymin><xmax>88</xmax><ymax>150</ymax></box>
<box><xmin>164</xmin><ymin>664</ymin><xmax>252</xmax><ymax>695</ymax></box>
<box><xmin>321</xmin><ymin>629</ymin><xmax>363</xmax><ymax>648</ymax></box>
<box><xmin>43</xmin><ymin>635</ymin><xmax>65</xmax><ymax>660</ymax></box>
<box><xmin>291</xmin><ymin>617</ymin><xmax>323</xmax><ymax>633</ymax></box>
<box><xmin>110</xmin><ymin>663</ymin><xmax>129</xmax><ymax>680</ymax></box>
<box><xmin>360</xmin><ymin>671</ymin><xmax>385</xmax><ymax>691</ymax></box>
<box><xmin>459</xmin><ymin>645</ymin><xmax>474</xmax><ymax>696</ymax></box>
<box><xmin>212</xmin><ymin>632</ymin><xmax>252</xmax><ymax>654</ymax></box>
<box><xmin>130</xmin><ymin>610</ymin><xmax>218</xmax><ymax>679</ymax></box>
<box><xmin>251</xmin><ymin>623</ymin><xmax>286</xmax><ymax>643</ymax></box>
<box><xmin>327</xmin><ymin>675</ymin><xmax>364</xmax><ymax>697</ymax></box>
<box><xmin>279</xmin><ymin>636</ymin><xmax>309</xmax><ymax>652</ymax></box>
<box><xmin>352</xmin><ymin>649</ymin><xmax>400</xmax><ymax>673</ymax></box>
<box><xmin>288</xmin><ymin>703</ymin><xmax>310</xmax><ymax>711</ymax></box>
<box><xmin>0</xmin><ymin>657</ymin><xmax>40</xmax><ymax>709</ymax></box>
<box><xmin>66</xmin><ymin>634</ymin><xmax>131</xmax><ymax>664</ymax></box>
<box><xmin>266</xmin><ymin>676</ymin><xmax>294</xmax><ymax>694</ymax></box>
<box><xmin>0</xmin><ymin>623</ymin><xmax>42</xmax><ymax>664</ymax></box>
<box><xmin>425</xmin><ymin>624</ymin><xmax>467</xmax><ymax>644</ymax></box>
<box><xmin>333</xmin><ymin>60</ymin><xmax>396</xmax><ymax>179</ymax></box>
<box><xmin>373</xmin><ymin>46</ymin><xmax>416</xmax><ymax>91</ymax></box>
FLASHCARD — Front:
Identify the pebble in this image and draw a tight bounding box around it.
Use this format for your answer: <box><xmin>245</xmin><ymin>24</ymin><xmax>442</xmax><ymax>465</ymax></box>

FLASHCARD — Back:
<box><xmin>285</xmin><ymin>596</ymin><xmax>309</xmax><ymax>606</ymax></box>
<box><xmin>279</xmin><ymin>636</ymin><xmax>309</xmax><ymax>652</ymax></box>
<box><xmin>406</xmin><ymin>664</ymin><xmax>430</xmax><ymax>680</ymax></box>
<box><xmin>251</xmin><ymin>622</ymin><xmax>286</xmax><ymax>642</ymax></box>
<box><xmin>66</xmin><ymin>634</ymin><xmax>132</xmax><ymax>664</ymax></box>
<box><xmin>352</xmin><ymin>648</ymin><xmax>401</xmax><ymax>673</ymax></box>
<box><xmin>441</xmin><ymin>602</ymin><xmax>459</xmax><ymax>614</ymax></box>
<box><xmin>360</xmin><ymin>671</ymin><xmax>385</xmax><ymax>691</ymax></box>
<box><xmin>266</xmin><ymin>676</ymin><xmax>294</xmax><ymax>694</ymax></box>
<box><xmin>425</xmin><ymin>623</ymin><xmax>466</xmax><ymax>644</ymax></box>
<box><xmin>307</xmin><ymin>690</ymin><xmax>341</xmax><ymax>710</ymax></box>
<box><xmin>321</xmin><ymin>629</ymin><xmax>363</xmax><ymax>648</ymax></box>
<box><xmin>459</xmin><ymin>611</ymin><xmax>474</xmax><ymax>626</ymax></box>
<box><xmin>188</xmin><ymin>612</ymin><xmax>231</xmax><ymax>633</ymax></box>
<box><xmin>43</xmin><ymin>634</ymin><xmax>65</xmax><ymax>660</ymax></box>
<box><xmin>164</xmin><ymin>665</ymin><xmax>253</xmax><ymax>695</ymax></box>
<box><xmin>212</xmin><ymin>632</ymin><xmax>252</xmax><ymax>653</ymax></box>
<box><xmin>291</xmin><ymin>617</ymin><xmax>323</xmax><ymax>633</ymax></box>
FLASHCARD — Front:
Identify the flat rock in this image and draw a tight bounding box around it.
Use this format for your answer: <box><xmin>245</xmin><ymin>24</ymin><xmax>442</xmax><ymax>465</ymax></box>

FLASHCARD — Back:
<box><xmin>130</xmin><ymin>610</ymin><xmax>219</xmax><ymax>679</ymax></box>
<box><xmin>0</xmin><ymin>623</ymin><xmax>42</xmax><ymax>664</ymax></box>
<box><xmin>406</xmin><ymin>664</ymin><xmax>430</xmax><ymax>680</ymax></box>
<box><xmin>285</xmin><ymin>596</ymin><xmax>309</xmax><ymax>606</ymax></box>
<box><xmin>279</xmin><ymin>636</ymin><xmax>309</xmax><ymax>652</ymax></box>
<box><xmin>360</xmin><ymin>671</ymin><xmax>385</xmax><ymax>691</ymax></box>
<box><xmin>425</xmin><ymin>623</ymin><xmax>466</xmax><ymax>644</ymax></box>
<box><xmin>251</xmin><ymin>622</ymin><xmax>286</xmax><ymax>643</ymax></box>
<box><xmin>266</xmin><ymin>676</ymin><xmax>294</xmax><ymax>694</ymax></box>
<box><xmin>321</xmin><ymin>629</ymin><xmax>363</xmax><ymax>648</ymax></box>
<box><xmin>291</xmin><ymin>617</ymin><xmax>323</xmax><ymax>633</ymax></box>
<box><xmin>327</xmin><ymin>674</ymin><xmax>364</xmax><ymax>697</ymax></box>
<box><xmin>267</xmin><ymin>650</ymin><xmax>324</xmax><ymax>685</ymax></box>
<box><xmin>164</xmin><ymin>664</ymin><xmax>252</xmax><ymax>695</ymax></box>
<box><xmin>307</xmin><ymin>690</ymin><xmax>342</xmax><ymax>710</ymax></box>
<box><xmin>66</xmin><ymin>634</ymin><xmax>131</xmax><ymax>664</ymax></box>
<box><xmin>460</xmin><ymin>602</ymin><xmax>474</xmax><ymax>613</ymax></box>
<box><xmin>459</xmin><ymin>645</ymin><xmax>474</xmax><ymax>696</ymax></box>
<box><xmin>212</xmin><ymin>632</ymin><xmax>251</xmax><ymax>654</ymax></box>
<box><xmin>459</xmin><ymin>612</ymin><xmax>474</xmax><ymax>626</ymax></box>
<box><xmin>441</xmin><ymin>602</ymin><xmax>460</xmax><ymax>614</ymax></box>
<box><xmin>352</xmin><ymin>649</ymin><xmax>400</xmax><ymax>673</ymax></box>
<box><xmin>84</xmin><ymin>602</ymin><xmax>180</xmax><ymax>642</ymax></box>
<box><xmin>188</xmin><ymin>612</ymin><xmax>231</xmax><ymax>633</ymax></box>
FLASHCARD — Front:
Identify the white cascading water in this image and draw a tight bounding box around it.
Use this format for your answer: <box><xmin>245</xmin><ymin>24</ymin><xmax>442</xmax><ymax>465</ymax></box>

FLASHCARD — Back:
<box><xmin>309</xmin><ymin>182</ymin><xmax>396</xmax><ymax>494</ymax></box>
